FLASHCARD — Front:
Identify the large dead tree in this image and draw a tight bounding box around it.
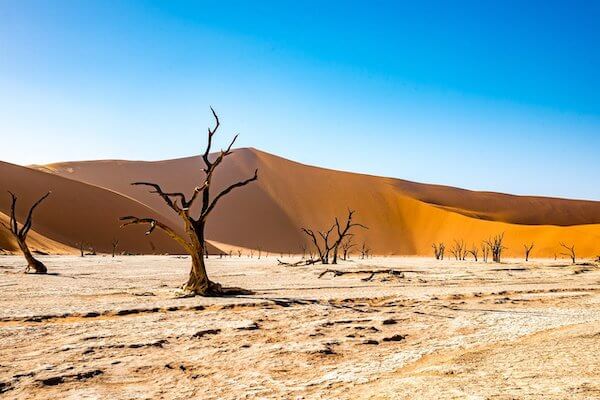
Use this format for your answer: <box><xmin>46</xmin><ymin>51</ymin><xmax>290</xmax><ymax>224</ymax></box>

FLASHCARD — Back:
<box><xmin>331</xmin><ymin>209</ymin><xmax>367</xmax><ymax>264</ymax></box>
<box><xmin>559</xmin><ymin>242</ymin><xmax>576</xmax><ymax>264</ymax></box>
<box><xmin>523</xmin><ymin>242</ymin><xmax>534</xmax><ymax>262</ymax></box>
<box><xmin>121</xmin><ymin>109</ymin><xmax>258</xmax><ymax>296</ymax></box>
<box><xmin>0</xmin><ymin>191</ymin><xmax>51</xmax><ymax>274</ymax></box>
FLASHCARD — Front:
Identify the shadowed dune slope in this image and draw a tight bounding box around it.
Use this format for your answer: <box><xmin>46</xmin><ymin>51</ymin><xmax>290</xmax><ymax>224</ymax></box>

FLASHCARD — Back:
<box><xmin>0</xmin><ymin>161</ymin><xmax>222</xmax><ymax>255</ymax></box>
<box><xmin>37</xmin><ymin>148</ymin><xmax>600</xmax><ymax>258</ymax></box>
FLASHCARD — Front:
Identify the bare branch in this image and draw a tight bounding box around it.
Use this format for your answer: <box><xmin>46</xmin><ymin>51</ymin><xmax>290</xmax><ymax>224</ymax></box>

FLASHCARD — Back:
<box><xmin>120</xmin><ymin>216</ymin><xmax>193</xmax><ymax>253</ymax></box>
<box><xmin>131</xmin><ymin>182</ymin><xmax>185</xmax><ymax>212</ymax></box>
<box><xmin>202</xmin><ymin>106</ymin><xmax>220</xmax><ymax>169</ymax></box>
<box><xmin>20</xmin><ymin>191</ymin><xmax>51</xmax><ymax>237</ymax></box>
<box><xmin>202</xmin><ymin>169</ymin><xmax>258</xmax><ymax>219</ymax></box>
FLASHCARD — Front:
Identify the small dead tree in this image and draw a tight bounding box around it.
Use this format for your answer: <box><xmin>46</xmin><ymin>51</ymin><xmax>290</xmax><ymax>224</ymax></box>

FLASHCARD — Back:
<box><xmin>121</xmin><ymin>108</ymin><xmax>258</xmax><ymax>296</ymax></box>
<box><xmin>481</xmin><ymin>242</ymin><xmax>490</xmax><ymax>263</ymax></box>
<box><xmin>523</xmin><ymin>243</ymin><xmax>534</xmax><ymax>262</ymax></box>
<box><xmin>484</xmin><ymin>233</ymin><xmax>506</xmax><ymax>263</ymax></box>
<box><xmin>302</xmin><ymin>224</ymin><xmax>335</xmax><ymax>264</ymax></box>
<box><xmin>467</xmin><ymin>244</ymin><xmax>479</xmax><ymax>262</ymax></box>
<box><xmin>341</xmin><ymin>237</ymin><xmax>356</xmax><ymax>260</ymax></box>
<box><xmin>111</xmin><ymin>238</ymin><xmax>120</xmax><ymax>257</ymax></box>
<box><xmin>432</xmin><ymin>242</ymin><xmax>445</xmax><ymax>260</ymax></box>
<box><xmin>0</xmin><ymin>191</ymin><xmax>51</xmax><ymax>274</ymax></box>
<box><xmin>331</xmin><ymin>209</ymin><xmax>367</xmax><ymax>264</ymax></box>
<box><xmin>77</xmin><ymin>241</ymin><xmax>85</xmax><ymax>257</ymax></box>
<box><xmin>449</xmin><ymin>239</ymin><xmax>467</xmax><ymax>261</ymax></box>
<box><xmin>360</xmin><ymin>241</ymin><xmax>370</xmax><ymax>259</ymax></box>
<box><xmin>559</xmin><ymin>242</ymin><xmax>576</xmax><ymax>264</ymax></box>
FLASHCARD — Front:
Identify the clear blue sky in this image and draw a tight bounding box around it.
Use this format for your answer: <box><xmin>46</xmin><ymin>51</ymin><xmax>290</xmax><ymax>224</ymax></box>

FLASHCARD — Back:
<box><xmin>1</xmin><ymin>1</ymin><xmax>599</xmax><ymax>200</ymax></box>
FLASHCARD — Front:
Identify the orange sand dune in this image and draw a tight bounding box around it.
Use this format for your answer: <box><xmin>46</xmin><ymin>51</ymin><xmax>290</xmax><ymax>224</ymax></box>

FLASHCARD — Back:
<box><xmin>0</xmin><ymin>161</ymin><xmax>222</xmax><ymax>255</ymax></box>
<box><xmin>0</xmin><ymin>212</ymin><xmax>75</xmax><ymax>255</ymax></box>
<box><xmin>36</xmin><ymin>148</ymin><xmax>600</xmax><ymax>258</ymax></box>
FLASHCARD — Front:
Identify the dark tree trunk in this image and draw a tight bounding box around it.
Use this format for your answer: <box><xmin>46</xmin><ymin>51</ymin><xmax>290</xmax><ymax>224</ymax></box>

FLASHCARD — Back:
<box><xmin>18</xmin><ymin>239</ymin><xmax>47</xmax><ymax>274</ymax></box>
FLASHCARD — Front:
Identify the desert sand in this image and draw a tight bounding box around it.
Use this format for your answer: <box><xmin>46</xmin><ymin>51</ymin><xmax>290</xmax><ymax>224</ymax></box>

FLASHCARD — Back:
<box><xmin>1</xmin><ymin>255</ymin><xmax>599</xmax><ymax>399</ymax></box>
<box><xmin>16</xmin><ymin>148</ymin><xmax>599</xmax><ymax>258</ymax></box>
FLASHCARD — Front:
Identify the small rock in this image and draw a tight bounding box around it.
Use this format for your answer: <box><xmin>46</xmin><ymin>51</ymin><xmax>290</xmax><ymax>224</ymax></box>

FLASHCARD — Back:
<box><xmin>382</xmin><ymin>334</ymin><xmax>406</xmax><ymax>342</ymax></box>
<box><xmin>39</xmin><ymin>376</ymin><xmax>64</xmax><ymax>386</ymax></box>
<box><xmin>116</xmin><ymin>309</ymin><xmax>141</xmax><ymax>316</ymax></box>
<box><xmin>237</xmin><ymin>322</ymin><xmax>259</xmax><ymax>331</ymax></box>
<box><xmin>382</xmin><ymin>319</ymin><xmax>397</xmax><ymax>325</ymax></box>
<box><xmin>83</xmin><ymin>312</ymin><xmax>100</xmax><ymax>318</ymax></box>
<box><xmin>192</xmin><ymin>329</ymin><xmax>221</xmax><ymax>338</ymax></box>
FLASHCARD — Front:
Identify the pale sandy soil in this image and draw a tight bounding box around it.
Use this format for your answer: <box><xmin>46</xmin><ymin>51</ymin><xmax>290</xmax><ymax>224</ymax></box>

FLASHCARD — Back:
<box><xmin>1</xmin><ymin>255</ymin><xmax>599</xmax><ymax>399</ymax></box>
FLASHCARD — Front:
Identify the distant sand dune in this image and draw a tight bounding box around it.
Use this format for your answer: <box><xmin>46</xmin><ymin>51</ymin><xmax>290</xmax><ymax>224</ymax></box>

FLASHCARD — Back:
<box><xmin>26</xmin><ymin>148</ymin><xmax>599</xmax><ymax>258</ymax></box>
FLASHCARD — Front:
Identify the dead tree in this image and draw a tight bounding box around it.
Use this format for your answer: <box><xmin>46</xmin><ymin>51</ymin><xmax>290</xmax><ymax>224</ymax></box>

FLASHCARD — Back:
<box><xmin>484</xmin><ymin>233</ymin><xmax>506</xmax><ymax>263</ymax></box>
<box><xmin>0</xmin><ymin>191</ymin><xmax>51</xmax><ymax>274</ymax></box>
<box><xmin>432</xmin><ymin>242</ymin><xmax>445</xmax><ymax>260</ymax></box>
<box><xmin>302</xmin><ymin>224</ymin><xmax>335</xmax><ymax>264</ymax></box>
<box><xmin>331</xmin><ymin>209</ymin><xmax>367</xmax><ymax>264</ymax></box>
<box><xmin>341</xmin><ymin>237</ymin><xmax>356</xmax><ymax>260</ymax></box>
<box><xmin>360</xmin><ymin>241</ymin><xmax>370</xmax><ymax>259</ymax></box>
<box><xmin>111</xmin><ymin>238</ymin><xmax>120</xmax><ymax>257</ymax></box>
<box><xmin>450</xmin><ymin>239</ymin><xmax>467</xmax><ymax>260</ymax></box>
<box><xmin>300</xmin><ymin>244</ymin><xmax>307</xmax><ymax>259</ymax></box>
<box><xmin>467</xmin><ymin>244</ymin><xmax>479</xmax><ymax>262</ymax></box>
<box><xmin>523</xmin><ymin>243</ymin><xmax>534</xmax><ymax>261</ymax></box>
<box><xmin>121</xmin><ymin>108</ymin><xmax>258</xmax><ymax>296</ymax></box>
<box><xmin>77</xmin><ymin>241</ymin><xmax>85</xmax><ymax>257</ymax></box>
<box><xmin>559</xmin><ymin>242</ymin><xmax>576</xmax><ymax>264</ymax></box>
<box><xmin>481</xmin><ymin>242</ymin><xmax>490</xmax><ymax>263</ymax></box>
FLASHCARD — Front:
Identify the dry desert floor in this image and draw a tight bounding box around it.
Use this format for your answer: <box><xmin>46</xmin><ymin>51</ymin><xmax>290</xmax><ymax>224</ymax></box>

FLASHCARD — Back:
<box><xmin>1</xmin><ymin>255</ymin><xmax>600</xmax><ymax>399</ymax></box>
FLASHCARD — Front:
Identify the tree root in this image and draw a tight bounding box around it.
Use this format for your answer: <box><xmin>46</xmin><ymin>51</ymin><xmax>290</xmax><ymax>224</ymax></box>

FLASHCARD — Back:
<box><xmin>180</xmin><ymin>280</ymin><xmax>254</xmax><ymax>297</ymax></box>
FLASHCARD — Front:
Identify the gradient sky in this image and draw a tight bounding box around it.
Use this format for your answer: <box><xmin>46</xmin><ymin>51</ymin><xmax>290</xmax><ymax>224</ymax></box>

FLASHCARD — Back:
<box><xmin>1</xmin><ymin>1</ymin><xmax>599</xmax><ymax>199</ymax></box>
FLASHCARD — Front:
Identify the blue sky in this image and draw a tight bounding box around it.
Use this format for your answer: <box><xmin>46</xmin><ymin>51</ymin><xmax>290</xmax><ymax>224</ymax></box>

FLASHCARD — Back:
<box><xmin>1</xmin><ymin>1</ymin><xmax>599</xmax><ymax>199</ymax></box>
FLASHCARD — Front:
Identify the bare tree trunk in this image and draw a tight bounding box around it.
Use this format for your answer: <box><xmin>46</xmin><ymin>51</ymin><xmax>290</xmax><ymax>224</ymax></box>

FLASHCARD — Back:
<box><xmin>17</xmin><ymin>238</ymin><xmax>47</xmax><ymax>274</ymax></box>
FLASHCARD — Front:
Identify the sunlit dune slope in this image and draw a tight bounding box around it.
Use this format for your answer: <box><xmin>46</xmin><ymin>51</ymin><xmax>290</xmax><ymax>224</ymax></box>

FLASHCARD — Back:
<box><xmin>0</xmin><ymin>212</ymin><xmax>75</xmax><ymax>255</ymax></box>
<box><xmin>0</xmin><ymin>161</ymin><xmax>222</xmax><ymax>255</ymax></box>
<box><xmin>37</xmin><ymin>148</ymin><xmax>600</xmax><ymax>258</ymax></box>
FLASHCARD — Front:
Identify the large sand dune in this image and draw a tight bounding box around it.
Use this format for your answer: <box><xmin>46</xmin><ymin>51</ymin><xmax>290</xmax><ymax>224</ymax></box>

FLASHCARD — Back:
<box><xmin>0</xmin><ymin>161</ymin><xmax>222</xmax><ymax>255</ymax></box>
<box><xmin>32</xmin><ymin>148</ymin><xmax>600</xmax><ymax>258</ymax></box>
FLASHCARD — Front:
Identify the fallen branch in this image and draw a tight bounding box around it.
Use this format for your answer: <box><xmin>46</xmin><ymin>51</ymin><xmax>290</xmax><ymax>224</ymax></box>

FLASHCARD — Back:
<box><xmin>277</xmin><ymin>258</ymin><xmax>320</xmax><ymax>267</ymax></box>
<box><xmin>318</xmin><ymin>269</ymin><xmax>404</xmax><ymax>280</ymax></box>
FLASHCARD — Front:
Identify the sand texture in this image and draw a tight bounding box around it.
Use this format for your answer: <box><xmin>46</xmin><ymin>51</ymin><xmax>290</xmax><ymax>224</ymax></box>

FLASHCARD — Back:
<box><xmin>1</xmin><ymin>255</ymin><xmax>599</xmax><ymax>399</ymax></box>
